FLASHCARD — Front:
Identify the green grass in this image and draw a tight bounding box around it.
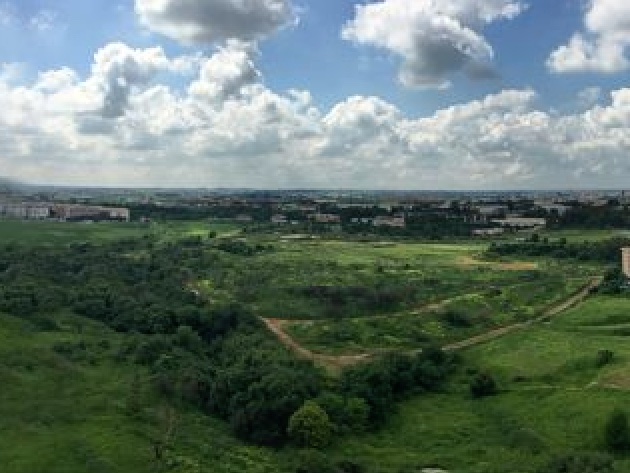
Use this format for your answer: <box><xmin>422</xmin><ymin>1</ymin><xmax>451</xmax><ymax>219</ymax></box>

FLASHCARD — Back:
<box><xmin>0</xmin><ymin>219</ymin><xmax>240</xmax><ymax>245</ymax></box>
<box><xmin>328</xmin><ymin>295</ymin><xmax>630</xmax><ymax>473</ymax></box>
<box><xmin>268</xmin><ymin>243</ymin><xmax>599</xmax><ymax>355</ymax></box>
<box><xmin>0</xmin><ymin>312</ymin><xmax>291</xmax><ymax>473</ymax></box>
<box><xmin>0</xmin><ymin>220</ymin><xmax>626</xmax><ymax>473</ymax></box>
<box><xmin>538</xmin><ymin>229</ymin><xmax>630</xmax><ymax>243</ymax></box>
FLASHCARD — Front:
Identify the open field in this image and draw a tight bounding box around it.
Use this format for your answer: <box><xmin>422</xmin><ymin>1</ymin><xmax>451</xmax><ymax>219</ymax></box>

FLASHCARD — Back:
<box><xmin>537</xmin><ymin>228</ymin><xmax>630</xmax><ymax>242</ymax></box>
<box><xmin>232</xmin><ymin>239</ymin><xmax>602</xmax><ymax>357</ymax></box>
<box><xmin>0</xmin><ymin>219</ymin><xmax>239</xmax><ymax>245</ymax></box>
<box><xmin>0</xmin><ymin>312</ymin><xmax>291</xmax><ymax>473</ymax></box>
<box><xmin>0</xmin><ymin>220</ymin><xmax>627</xmax><ymax>473</ymax></box>
<box><xmin>327</xmin><ymin>294</ymin><xmax>630</xmax><ymax>473</ymax></box>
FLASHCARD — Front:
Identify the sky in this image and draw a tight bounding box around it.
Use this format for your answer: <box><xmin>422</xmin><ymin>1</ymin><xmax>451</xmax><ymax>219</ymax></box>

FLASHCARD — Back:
<box><xmin>1</xmin><ymin>0</ymin><xmax>630</xmax><ymax>189</ymax></box>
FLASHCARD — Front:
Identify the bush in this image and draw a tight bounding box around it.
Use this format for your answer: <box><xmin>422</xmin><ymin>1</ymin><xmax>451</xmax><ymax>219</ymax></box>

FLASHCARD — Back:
<box><xmin>595</xmin><ymin>349</ymin><xmax>614</xmax><ymax>368</ymax></box>
<box><xmin>539</xmin><ymin>452</ymin><xmax>615</xmax><ymax>473</ymax></box>
<box><xmin>288</xmin><ymin>401</ymin><xmax>333</xmax><ymax>449</ymax></box>
<box><xmin>336</xmin><ymin>460</ymin><xmax>366</xmax><ymax>473</ymax></box>
<box><xmin>605</xmin><ymin>409</ymin><xmax>630</xmax><ymax>452</ymax></box>
<box><xmin>294</xmin><ymin>449</ymin><xmax>338</xmax><ymax>473</ymax></box>
<box><xmin>470</xmin><ymin>373</ymin><xmax>497</xmax><ymax>399</ymax></box>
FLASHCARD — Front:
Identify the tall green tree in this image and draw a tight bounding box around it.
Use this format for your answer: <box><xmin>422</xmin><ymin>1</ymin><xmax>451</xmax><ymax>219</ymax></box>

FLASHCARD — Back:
<box><xmin>288</xmin><ymin>401</ymin><xmax>333</xmax><ymax>449</ymax></box>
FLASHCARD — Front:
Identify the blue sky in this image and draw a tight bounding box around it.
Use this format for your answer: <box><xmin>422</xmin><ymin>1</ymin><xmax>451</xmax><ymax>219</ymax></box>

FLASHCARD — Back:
<box><xmin>0</xmin><ymin>0</ymin><xmax>630</xmax><ymax>189</ymax></box>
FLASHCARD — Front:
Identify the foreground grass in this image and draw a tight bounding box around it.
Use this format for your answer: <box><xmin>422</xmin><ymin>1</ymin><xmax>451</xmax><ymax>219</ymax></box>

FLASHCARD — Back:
<box><xmin>0</xmin><ymin>313</ymin><xmax>290</xmax><ymax>473</ymax></box>
<box><xmin>330</xmin><ymin>295</ymin><xmax>630</xmax><ymax>473</ymax></box>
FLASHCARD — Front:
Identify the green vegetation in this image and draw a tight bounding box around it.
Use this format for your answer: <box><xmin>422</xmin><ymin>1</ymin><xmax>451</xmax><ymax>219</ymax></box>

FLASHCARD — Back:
<box><xmin>1</xmin><ymin>219</ymin><xmax>629</xmax><ymax>472</ymax></box>
<box><xmin>288</xmin><ymin>401</ymin><xmax>333</xmax><ymax>449</ymax></box>
<box><xmin>0</xmin><ymin>218</ymin><xmax>238</xmax><ymax>245</ymax></box>
<box><xmin>605</xmin><ymin>409</ymin><xmax>630</xmax><ymax>452</ymax></box>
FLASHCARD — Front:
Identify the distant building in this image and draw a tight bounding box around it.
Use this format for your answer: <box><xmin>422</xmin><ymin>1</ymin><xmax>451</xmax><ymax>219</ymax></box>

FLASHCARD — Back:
<box><xmin>472</xmin><ymin>228</ymin><xmax>504</xmax><ymax>237</ymax></box>
<box><xmin>52</xmin><ymin>204</ymin><xmax>130</xmax><ymax>222</ymax></box>
<box><xmin>492</xmin><ymin>217</ymin><xmax>546</xmax><ymax>229</ymax></box>
<box><xmin>271</xmin><ymin>214</ymin><xmax>288</xmax><ymax>224</ymax></box>
<box><xmin>312</xmin><ymin>213</ymin><xmax>341</xmax><ymax>224</ymax></box>
<box><xmin>622</xmin><ymin>248</ymin><xmax>630</xmax><ymax>278</ymax></box>
<box><xmin>351</xmin><ymin>217</ymin><xmax>372</xmax><ymax>224</ymax></box>
<box><xmin>372</xmin><ymin>216</ymin><xmax>406</xmax><ymax>228</ymax></box>
<box><xmin>539</xmin><ymin>204</ymin><xmax>571</xmax><ymax>215</ymax></box>
<box><xmin>0</xmin><ymin>203</ymin><xmax>51</xmax><ymax>219</ymax></box>
<box><xmin>477</xmin><ymin>205</ymin><xmax>508</xmax><ymax>217</ymax></box>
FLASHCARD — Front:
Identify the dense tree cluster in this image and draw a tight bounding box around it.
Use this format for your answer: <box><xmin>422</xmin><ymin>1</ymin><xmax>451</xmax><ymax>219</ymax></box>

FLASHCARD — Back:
<box><xmin>0</xmin><ymin>236</ymin><xmax>457</xmax><ymax>448</ymax></box>
<box><xmin>487</xmin><ymin>237</ymin><xmax>630</xmax><ymax>263</ymax></box>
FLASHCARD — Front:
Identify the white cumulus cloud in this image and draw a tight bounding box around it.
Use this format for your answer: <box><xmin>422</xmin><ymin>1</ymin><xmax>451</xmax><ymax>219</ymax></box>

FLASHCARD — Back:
<box><xmin>548</xmin><ymin>0</ymin><xmax>630</xmax><ymax>74</ymax></box>
<box><xmin>135</xmin><ymin>0</ymin><xmax>296</xmax><ymax>44</ymax></box>
<box><xmin>2</xmin><ymin>41</ymin><xmax>630</xmax><ymax>189</ymax></box>
<box><xmin>342</xmin><ymin>0</ymin><xmax>526</xmax><ymax>89</ymax></box>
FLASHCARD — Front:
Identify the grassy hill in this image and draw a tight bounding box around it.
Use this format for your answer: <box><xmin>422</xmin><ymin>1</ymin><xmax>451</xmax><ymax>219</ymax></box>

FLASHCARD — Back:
<box><xmin>0</xmin><ymin>220</ymin><xmax>628</xmax><ymax>473</ymax></box>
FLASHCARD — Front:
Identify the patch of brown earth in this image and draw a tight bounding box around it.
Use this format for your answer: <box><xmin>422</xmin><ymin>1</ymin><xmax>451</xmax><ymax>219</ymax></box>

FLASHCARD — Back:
<box><xmin>456</xmin><ymin>256</ymin><xmax>538</xmax><ymax>271</ymax></box>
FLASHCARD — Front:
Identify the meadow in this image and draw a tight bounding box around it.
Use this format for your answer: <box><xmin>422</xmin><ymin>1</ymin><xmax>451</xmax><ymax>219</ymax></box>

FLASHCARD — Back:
<box><xmin>0</xmin><ymin>219</ymin><xmax>627</xmax><ymax>473</ymax></box>
<box><xmin>220</xmin><ymin>239</ymin><xmax>602</xmax><ymax>356</ymax></box>
<box><xmin>328</xmin><ymin>295</ymin><xmax>630</xmax><ymax>473</ymax></box>
<box><xmin>0</xmin><ymin>218</ymin><xmax>238</xmax><ymax>245</ymax></box>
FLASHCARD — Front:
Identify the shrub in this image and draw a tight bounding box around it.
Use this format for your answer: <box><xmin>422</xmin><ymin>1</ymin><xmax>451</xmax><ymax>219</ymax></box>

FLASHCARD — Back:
<box><xmin>470</xmin><ymin>373</ymin><xmax>497</xmax><ymax>399</ymax></box>
<box><xmin>336</xmin><ymin>460</ymin><xmax>366</xmax><ymax>473</ymax></box>
<box><xmin>605</xmin><ymin>409</ymin><xmax>630</xmax><ymax>452</ymax></box>
<box><xmin>595</xmin><ymin>349</ymin><xmax>614</xmax><ymax>368</ymax></box>
<box><xmin>539</xmin><ymin>452</ymin><xmax>615</xmax><ymax>473</ymax></box>
<box><xmin>288</xmin><ymin>401</ymin><xmax>333</xmax><ymax>449</ymax></box>
<box><xmin>294</xmin><ymin>449</ymin><xmax>338</xmax><ymax>473</ymax></box>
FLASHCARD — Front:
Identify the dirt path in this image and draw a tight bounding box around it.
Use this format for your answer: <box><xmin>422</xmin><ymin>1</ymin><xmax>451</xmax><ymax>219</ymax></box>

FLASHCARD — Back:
<box><xmin>442</xmin><ymin>276</ymin><xmax>601</xmax><ymax>351</ymax></box>
<box><xmin>261</xmin><ymin>277</ymin><xmax>602</xmax><ymax>368</ymax></box>
<box><xmin>456</xmin><ymin>255</ymin><xmax>539</xmax><ymax>271</ymax></box>
<box><xmin>262</xmin><ymin>318</ymin><xmax>372</xmax><ymax>370</ymax></box>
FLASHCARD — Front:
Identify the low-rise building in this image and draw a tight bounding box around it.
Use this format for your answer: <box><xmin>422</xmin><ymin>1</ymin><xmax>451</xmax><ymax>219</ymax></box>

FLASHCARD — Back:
<box><xmin>492</xmin><ymin>217</ymin><xmax>546</xmax><ymax>229</ymax></box>
<box><xmin>312</xmin><ymin>213</ymin><xmax>341</xmax><ymax>224</ymax></box>
<box><xmin>623</xmin><ymin>248</ymin><xmax>630</xmax><ymax>278</ymax></box>
<box><xmin>372</xmin><ymin>216</ymin><xmax>406</xmax><ymax>228</ymax></box>
<box><xmin>271</xmin><ymin>214</ymin><xmax>288</xmax><ymax>224</ymax></box>
<box><xmin>473</xmin><ymin>228</ymin><xmax>504</xmax><ymax>237</ymax></box>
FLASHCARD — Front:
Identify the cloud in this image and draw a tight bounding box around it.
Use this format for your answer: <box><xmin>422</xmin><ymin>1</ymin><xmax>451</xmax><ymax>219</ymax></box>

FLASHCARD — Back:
<box><xmin>189</xmin><ymin>40</ymin><xmax>261</xmax><ymax>102</ymax></box>
<box><xmin>3</xmin><ymin>41</ymin><xmax>630</xmax><ymax>188</ymax></box>
<box><xmin>90</xmin><ymin>42</ymin><xmax>199</xmax><ymax>118</ymax></box>
<box><xmin>548</xmin><ymin>0</ymin><xmax>630</xmax><ymax>74</ymax></box>
<box><xmin>341</xmin><ymin>0</ymin><xmax>526</xmax><ymax>89</ymax></box>
<box><xmin>29</xmin><ymin>10</ymin><xmax>59</xmax><ymax>33</ymax></box>
<box><xmin>135</xmin><ymin>0</ymin><xmax>296</xmax><ymax>44</ymax></box>
<box><xmin>0</xmin><ymin>2</ymin><xmax>14</xmax><ymax>26</ymax></box>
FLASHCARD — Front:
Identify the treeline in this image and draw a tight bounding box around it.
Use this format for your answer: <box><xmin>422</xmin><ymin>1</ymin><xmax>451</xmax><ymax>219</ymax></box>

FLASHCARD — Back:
<box><xmin>551</xmin><ymin>205</ymin><xmax>630</xmax><ymax>229</ymax></box>
<box><xmin>295</xmin><ymin>284</ymin><xmax>419</xmax><ymax>317</ymax></box>
<box><xmin>0</xmin><ymin>237</ymin><xmax>456</xmax><ymax>447</ymax></box>
<box><xmin>487</xmin><ymin>237</ymin><xmax>630</xmax><ymax>263</ymax></box>
<box><xmin>128</xmin><ymin>203</ymin><xmax>274</xmax><ymax>222</ymax></box>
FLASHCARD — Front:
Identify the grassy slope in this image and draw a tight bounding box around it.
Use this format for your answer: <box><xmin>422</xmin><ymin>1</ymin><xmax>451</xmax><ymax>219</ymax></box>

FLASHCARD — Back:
<box><xmin>0</xmin><ymin>313</ymin><xmax>291</xmax><ymax>473</ymax></box>
<box><xmin>331</xmin><ymin>295</ymin><xmax>630</xmax><ymax>473</ymax></box>
<box><xmin>0</xmin><ymin>220</ymin><xmax>627</xmax><ymax>473</ymax></box>
<box><xmin>0</xmin><ymin>219</ymin><xmax>239</xmax><ymax>245</ymax></box>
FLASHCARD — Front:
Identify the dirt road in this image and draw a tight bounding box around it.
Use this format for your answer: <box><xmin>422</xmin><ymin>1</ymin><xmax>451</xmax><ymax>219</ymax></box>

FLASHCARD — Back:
<box><xmin>261</xmin><ymin>277</ymin><xmax>602</xmax><ymax>368</ymax></box>
<box><xmin>262</xmin><ymin>318</ymin><xmax>372</xmax><ymax>370</ymax></box>
<box><xmin>442</xmin><ymin>276</ymin><xmax>601</xmax><ymax>351</ymax></box>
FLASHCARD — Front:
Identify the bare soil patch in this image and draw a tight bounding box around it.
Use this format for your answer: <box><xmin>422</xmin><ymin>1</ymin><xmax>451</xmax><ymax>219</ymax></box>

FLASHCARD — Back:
<box><xmin>456</xmin><ymin>256</ymin><xmax>538</xmax><ymax>271</ymax></box>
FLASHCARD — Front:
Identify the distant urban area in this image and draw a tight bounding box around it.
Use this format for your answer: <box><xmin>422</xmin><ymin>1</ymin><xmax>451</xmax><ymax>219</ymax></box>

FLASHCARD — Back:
<box><xmin>2</xmin><ymin>185</ymin><xmax>630</xmax><ymax>238</ymax></box>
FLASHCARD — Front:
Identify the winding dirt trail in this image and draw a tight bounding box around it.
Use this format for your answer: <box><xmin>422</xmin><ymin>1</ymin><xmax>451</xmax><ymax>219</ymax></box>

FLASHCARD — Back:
<box><xmin>262</xmin><ymin>318</ymin><xmax>373</xmax><ymax>369</ymax></box>
<box><xmin>261</xmin><ymin>277</ymin><xmax>602</xmax><ymax>368</ymax></box>
<box><xmin>442</xmin><ymin>276</ymin><xmax>602</xmax><ymax>352</ymax></box>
